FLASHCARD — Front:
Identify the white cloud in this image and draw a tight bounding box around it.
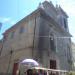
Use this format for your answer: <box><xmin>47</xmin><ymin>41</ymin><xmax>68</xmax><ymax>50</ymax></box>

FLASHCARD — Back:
<box><xmin>45</xmin><ymin>0</ymin><xmax>50</xmax><ymax>1</ymax></box>
<box><xmin>0</xmin><ymin>17</ymin><xmax>10</xmax><ymax>23</ymax></box>
<box><xmin>10</xmin><ymin>21</ymin><xmax>16</xmax><ymax>25</ymax></box>
<box><xmin>0</xmin><ymin>17</ymin><xmax>16</xmax><ymax>25</ymax></box>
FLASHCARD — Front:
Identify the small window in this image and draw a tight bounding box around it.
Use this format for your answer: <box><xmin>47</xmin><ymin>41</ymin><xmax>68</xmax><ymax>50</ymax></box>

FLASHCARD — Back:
<box><xmin>4</xmin><ymin>34</ymin><xmax>8</xmax><ymax>41</ymax></box>
<box><xmin>50</xmin><ymin>34</ymin><xmax>55</xmax><ymax>51</ymax></box>
<box><xmin>19</xmin><ymin>26</ymin><xmax>25</xmax><ymax>34</ymax></box>
<box><xmin>50</xmin><ymin>60</ymin><xmax>57</xmax><ymax>69</ymax></box>
<box><xmin>63</xmin><ymin>18</ymin><xmax>67</xmax><ymax>29</ymax></box>
<box><xmin>67</xmin><ymin>46</ymin><xmax>72</xmax><ymax>64</ymax></box>
<box><xmin>10</xmin><ymin>31</ymin><xmax>15</xmax><ymax>38</ymax></box>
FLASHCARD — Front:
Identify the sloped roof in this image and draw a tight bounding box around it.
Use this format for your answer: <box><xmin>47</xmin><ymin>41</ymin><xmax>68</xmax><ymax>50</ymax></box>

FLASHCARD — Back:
<box><xmin>3</xmin><ymin>1</ymin><xmax>71</xmax><ymax>37</ymax></box>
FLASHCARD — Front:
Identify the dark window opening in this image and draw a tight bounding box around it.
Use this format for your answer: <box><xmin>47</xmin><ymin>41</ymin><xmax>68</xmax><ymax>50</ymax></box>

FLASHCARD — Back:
<box><xmin>50</xmin><ymin>60</ymin><xmax>57</xmax><ymax>69</ymax></box>
<box><xmin>63</xmin><ymin>18</ymin><xmax>67</xmax><ymax>29</ymax></box>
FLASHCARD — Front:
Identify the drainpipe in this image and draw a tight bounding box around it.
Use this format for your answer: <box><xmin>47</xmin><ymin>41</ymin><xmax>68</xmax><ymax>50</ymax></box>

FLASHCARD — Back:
<box><xmin>0</xmin><ymin>39</ymin><xmax>4</xmax><ymax>56</ymax></box>
<box><xmin>6</xmin><ymin>50</ymin><xmax>13</xmax><ymax>75</ymax></box>
<box><xmin>32</xmin><ymin>17</ymin><xmax>36</xmax><ymax>58</ymax></box>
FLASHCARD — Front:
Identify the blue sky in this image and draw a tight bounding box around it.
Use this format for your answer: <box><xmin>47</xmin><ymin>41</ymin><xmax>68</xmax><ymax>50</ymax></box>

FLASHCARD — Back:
<box><xmin>0</xmin><ymin>0</ymin><xmax>75</xmax><ymax>42</ymax></box>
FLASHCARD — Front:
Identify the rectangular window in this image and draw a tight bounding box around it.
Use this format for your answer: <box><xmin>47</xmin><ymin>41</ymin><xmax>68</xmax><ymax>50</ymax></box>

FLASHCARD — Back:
<box><xmin>4</xmin><ymin>34</ymin><xmax>8</xmax><ymax>41</ymax></box>
<box><xmin>50</xmin><ymin>35</ymin><xmax>55</xmax><ymax>51</ymax></box>
<box><xmin>19</xmin><ymin>26</ymin><xmax>25</xmax><ymax>34</ymax></box>
<box><xmin>10</xmin><ymin>31</ymin><xmax>15</xmax><ymax>38</ymax></box>
<box><xmin>67</xmin><ymin>46</ymin><xmax>72</xmax><ymax>64</ymax></box>
<box><xmin>63</xmin><ymin>18</ymin><xmax>67</xmax><ymax>29</ymax></box>
<box><xmin>50</xmin><ymin>60</ymin><xmax>57</xmax><ymax>69</ymax></box>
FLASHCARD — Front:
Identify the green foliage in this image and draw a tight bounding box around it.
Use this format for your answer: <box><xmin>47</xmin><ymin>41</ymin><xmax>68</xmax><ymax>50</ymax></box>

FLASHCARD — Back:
<box><xmin>67</xmin><ymin>71</ymin><xmax>75</xmax><ymax>75</ymax></box>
